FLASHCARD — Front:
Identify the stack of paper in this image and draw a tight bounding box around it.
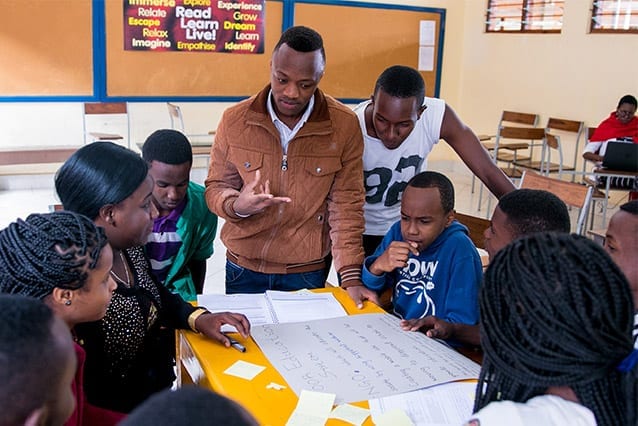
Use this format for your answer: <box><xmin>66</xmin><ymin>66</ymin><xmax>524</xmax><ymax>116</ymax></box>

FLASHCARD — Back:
<box><xmin>197</xmin><ymin>290</ymin><xmax>347</xmax><ymax>332</ymax></box>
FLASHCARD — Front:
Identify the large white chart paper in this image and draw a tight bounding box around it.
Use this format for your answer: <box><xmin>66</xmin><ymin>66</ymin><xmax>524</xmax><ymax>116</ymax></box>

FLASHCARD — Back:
<box><xmin>251</xmin><ymin>313</ymin><xmax>480</xmax><ymax>404</ymax></box>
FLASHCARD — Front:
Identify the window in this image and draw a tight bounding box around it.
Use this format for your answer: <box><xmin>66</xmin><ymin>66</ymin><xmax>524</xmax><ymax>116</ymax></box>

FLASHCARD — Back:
<box><xmin>591</xmin><ymin>0</ymin><xmax>638</xmax><ymax>33</ymax></box>
<box><xmin>486</xmin><ymin>0</ymin><xmax>565</xmax><ymax>33</ymax></box>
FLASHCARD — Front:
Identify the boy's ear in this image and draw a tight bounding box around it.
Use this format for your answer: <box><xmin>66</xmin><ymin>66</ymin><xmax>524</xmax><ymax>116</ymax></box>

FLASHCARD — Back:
<box><xmin>444</xmin><ymin>210</ymin><xmax>455</xmax><ymax>227</ymax></box>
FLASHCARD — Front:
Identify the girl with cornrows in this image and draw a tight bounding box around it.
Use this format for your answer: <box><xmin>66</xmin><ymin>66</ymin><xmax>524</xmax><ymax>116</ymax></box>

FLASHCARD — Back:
<box><xmin>0</xmin><ymin>211</ymin><xmax>124</xmax><ymax>425</ymax></box>
<box><xmin>55</xmin><ymin>141</ymin><xmax>250</xmax><ymax>413</ymax></box>
<box><xmin>467</xmin><ymin>233</ymin><xmax>637</xmax><ymax>426</ymax></box>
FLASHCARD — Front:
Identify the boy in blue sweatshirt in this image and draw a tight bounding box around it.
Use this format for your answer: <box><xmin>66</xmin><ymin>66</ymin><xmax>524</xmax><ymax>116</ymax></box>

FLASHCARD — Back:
<box><xmin>362</xmin><ymin>171</ymin><xmax>481</xmax><ymax>327</ymax></box>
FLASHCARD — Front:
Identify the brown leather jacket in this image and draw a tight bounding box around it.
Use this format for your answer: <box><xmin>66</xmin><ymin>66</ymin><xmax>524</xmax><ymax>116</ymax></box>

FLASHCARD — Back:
<box><xmin>205</xmin><ymin>86</ymin><xmax>365</xmax><ymax>280</ymax></box>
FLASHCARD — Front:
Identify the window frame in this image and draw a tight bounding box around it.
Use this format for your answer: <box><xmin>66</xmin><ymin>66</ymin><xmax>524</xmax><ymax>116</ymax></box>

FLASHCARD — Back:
<box><xmin>590</xmin><ymin>0</ymin><xmax>638</xmax><ymax>33</ymax></box>
<box><xmin>485</xmin><ymin>0</ymin><xmax>565</xmax><ymax>34</ymax></box>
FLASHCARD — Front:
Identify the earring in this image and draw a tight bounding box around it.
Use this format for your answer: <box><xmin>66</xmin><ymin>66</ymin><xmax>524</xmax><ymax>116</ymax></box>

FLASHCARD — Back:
<box><xmin>64</xmin><ymin>300</ymin><xmax>72</xmax><ymax>306</ymax></box>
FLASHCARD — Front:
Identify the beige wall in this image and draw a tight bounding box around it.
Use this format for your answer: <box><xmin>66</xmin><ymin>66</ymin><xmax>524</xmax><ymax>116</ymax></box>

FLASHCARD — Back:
<box><xmin>450</xmin><ymin>0</ymin><xmax>638</xmax><ymax>166</ymax></box>
<box><xmin>1</xmin><ymin>0</ymin><xmax>636</xmax><ymax>165</ymax></box>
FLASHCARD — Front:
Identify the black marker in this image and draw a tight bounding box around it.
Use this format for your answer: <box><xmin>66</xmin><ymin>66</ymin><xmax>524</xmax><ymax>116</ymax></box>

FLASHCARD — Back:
<box><xmin>227</xmin><ymin>336</ymin><xmax>246</xmax><ymax>353</ymax></box>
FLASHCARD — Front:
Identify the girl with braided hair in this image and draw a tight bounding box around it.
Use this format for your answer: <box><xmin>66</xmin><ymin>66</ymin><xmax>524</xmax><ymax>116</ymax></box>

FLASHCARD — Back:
<box><xmin>55</xmin><ymin>141</ymin><xmax>250</xmax><ymax>413</ymax></box>
<box><xmin>467</xmin><ymin>233</ymin><xmax>637</xmax><ymax>426</ymax></box>
<box><xmin>0</xmin><ymin>211</ymin><xmax>123</xmax><ymax>425</ymax></box>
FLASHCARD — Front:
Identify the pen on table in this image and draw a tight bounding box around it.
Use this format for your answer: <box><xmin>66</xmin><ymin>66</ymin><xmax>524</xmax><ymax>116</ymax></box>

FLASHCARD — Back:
<box><xmin>226</xmin><ymin>335</ymin><xmax>247</xmax><ymax>353</ymax></box>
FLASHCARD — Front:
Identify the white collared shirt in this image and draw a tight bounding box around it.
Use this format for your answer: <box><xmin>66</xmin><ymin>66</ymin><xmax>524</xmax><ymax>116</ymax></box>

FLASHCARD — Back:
<box><xmin>267</xmin><ymin>90</ymin><xmax>315</xmax><ymax>154</ymax></box>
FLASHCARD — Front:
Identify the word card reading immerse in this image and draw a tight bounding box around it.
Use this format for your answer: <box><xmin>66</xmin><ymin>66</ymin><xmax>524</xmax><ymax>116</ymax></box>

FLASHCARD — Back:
<box><xmin>251</xmin><ymin>313</ymin><xmax>480</xmax><ymax>404</ymax></box>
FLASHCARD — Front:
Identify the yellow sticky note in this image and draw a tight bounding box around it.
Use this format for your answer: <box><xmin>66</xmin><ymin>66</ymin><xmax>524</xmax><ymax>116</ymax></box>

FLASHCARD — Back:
<box><xmin>329</xmin><ymin>404</ymin><xmax>370</xmax><ymax>426</ymax></box>
<box><xmin>286</xmin><ymin>390</ymin><xmax>336</xmax><ymax>426</ymax></box>
<box><xmin>223</xmin><ymin>360</ymin><xmax>265</xmax><ymax>380</ymax></box>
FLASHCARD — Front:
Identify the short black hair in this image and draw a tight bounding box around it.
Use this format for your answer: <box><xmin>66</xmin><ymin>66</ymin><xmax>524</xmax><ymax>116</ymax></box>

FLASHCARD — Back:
<box><xmin>619</xmin><ymin>200</ymin><xmax>638</xmax><ymax>215</ymax></box>
<box><xmin>0</xmin><ymin>211</ymin><xmax>108</xmax><ymax>299</ymax></box>
<box><xmin>120</xmin><ymin>386</ymin><xmax>258</xmax><ymax>426</ymax></box>
<box><xmin>55</xmin><ymin>142</ymin><xmax>148</xmax><ymax>219</ymax></box>
<box><xmin>618</xmin><ymin>94</ymin><xmax>637</xmax><ymax>109</ymax></box>
<box><xmin>374</xmin><ymin>65</ymin><xmax>425</xmax><ymax>108</ymax></box>
<box><xmin>406</xmin><ymin>171</ymin><xmax>454</xmax><ymax>213</ymax></box>
<box><xmin>274</xmin><ymin>26</ymin><xmax>325</xmax><ymax>63</ymax></box>
<box><xmin>0</xmin><ymin>295</ymin><xmax>70</xmax><ymax>426</ymax></box>
<box><xmin>142</xmin><ymin>129</ymin><xmax>193</xmax><ymax>165</ymax></box>
<box><xmin>497</xmin><ymin>189</ymin><xmax>571</xmax><ymax>237</ymax></box>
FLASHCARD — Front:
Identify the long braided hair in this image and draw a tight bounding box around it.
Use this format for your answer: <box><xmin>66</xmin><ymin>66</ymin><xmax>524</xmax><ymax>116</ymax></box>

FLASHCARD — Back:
<box><xmin>0</xmin><ymin>211</ymin><xmax>108</xmax><ymax>299</ymax></box>
<box><xmin>475</xmin><ymin>232</ymin><xmax>637</xmax><ymax>425</ymax></box>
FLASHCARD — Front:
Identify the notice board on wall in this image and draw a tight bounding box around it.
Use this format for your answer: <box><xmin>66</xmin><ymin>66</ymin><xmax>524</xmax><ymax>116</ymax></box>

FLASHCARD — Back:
<box><xmin>293</xmin><ymin>2</ymin><xmax>444</xmax><ymax>100</ymax></box>
<box><xmin>0</xmin><ymin>0</ymin><xmax>444</xmax><ymax>101</ymax></box>
<box><xmin>0</xmin><ymin>0</ymin><xmax>94</xmax><ymax>97</ymax></box>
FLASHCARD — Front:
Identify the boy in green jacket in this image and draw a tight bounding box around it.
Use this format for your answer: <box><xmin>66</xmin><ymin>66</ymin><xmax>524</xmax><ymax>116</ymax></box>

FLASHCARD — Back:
<box><xmin>143</xmin><ymin>129</ymin><xmax>218</xmax><ymax>301</ymax></box>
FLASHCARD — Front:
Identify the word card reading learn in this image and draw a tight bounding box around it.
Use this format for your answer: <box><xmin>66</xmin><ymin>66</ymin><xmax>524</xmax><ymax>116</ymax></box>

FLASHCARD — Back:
<box><xmin>251</xmin><ymin>313</ymin><xmax>480</xmax><ymax>404</ymax></box>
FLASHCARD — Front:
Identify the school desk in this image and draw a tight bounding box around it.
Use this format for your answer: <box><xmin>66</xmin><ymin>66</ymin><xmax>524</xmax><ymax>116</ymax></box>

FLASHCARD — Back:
<box><xmin>176</xmin><ymin>287</ymin><xmax>480</xmax><ymax>425</ymax></box>
<box><xmin>0</xmin><ymin>146</ymin><xmax>77</xmax><ymax>166</ymax></box>
<box><xmin>592</xmin><ymin>167</ymin><xmax>638</xmax><ymax>224</ymax></box>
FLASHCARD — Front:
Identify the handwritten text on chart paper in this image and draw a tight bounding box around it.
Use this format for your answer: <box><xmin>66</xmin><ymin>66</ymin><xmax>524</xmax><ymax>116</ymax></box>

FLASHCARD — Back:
<box><xmin>251</xmin><ymin>313</ymin><xmax>480</xmax><ymax>404</ymax></box>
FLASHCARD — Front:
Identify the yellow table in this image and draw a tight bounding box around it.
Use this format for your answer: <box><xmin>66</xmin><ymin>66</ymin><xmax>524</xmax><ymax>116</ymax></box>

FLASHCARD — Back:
<box><xmin>177</xmin><ymin>287</ymin><xmax>383</xmax><ymax>426</ymax></box>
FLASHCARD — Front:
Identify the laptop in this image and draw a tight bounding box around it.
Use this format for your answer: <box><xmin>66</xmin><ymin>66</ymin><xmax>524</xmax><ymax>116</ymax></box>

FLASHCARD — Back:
<box><xmin>602</xmin><ymin>141</ymin><xmax>638</xmax><ymax>172</ymax></box>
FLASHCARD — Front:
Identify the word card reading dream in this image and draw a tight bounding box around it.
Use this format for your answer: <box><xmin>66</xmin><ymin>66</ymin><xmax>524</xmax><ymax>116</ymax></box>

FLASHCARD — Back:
<box><xmin>251</xmin><ymin>313</ymin><xmax>480</xmax><ymax>404</ymax></box>
<box><xmin>124</xmin><ymin>0</ymin><xmax>265</xmax><ymax>53</ymax></box>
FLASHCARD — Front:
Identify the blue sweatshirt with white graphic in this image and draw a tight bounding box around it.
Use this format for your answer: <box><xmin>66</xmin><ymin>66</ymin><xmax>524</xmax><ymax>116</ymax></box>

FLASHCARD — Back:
<box><xmin>362</xmin><ymin>220</ymin><xmax>481</xmax><ymax>324</ymax></box>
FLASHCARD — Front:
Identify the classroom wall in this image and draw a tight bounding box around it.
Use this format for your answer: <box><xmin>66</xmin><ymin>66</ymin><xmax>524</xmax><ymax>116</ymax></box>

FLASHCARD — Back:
<box><xmin>1</xmin><ymin>0</ymin><xmax>636</xmax><ymax>171</ymax></box>
<box><xmin>449</xmin><ymin>0</ymin><xmax>638</xmax><ymax>167</ymax></box>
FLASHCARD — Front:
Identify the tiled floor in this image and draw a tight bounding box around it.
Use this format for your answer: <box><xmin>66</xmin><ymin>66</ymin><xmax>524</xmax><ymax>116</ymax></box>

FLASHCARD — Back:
<box><xmin>0</xmin><ymin>160</ymin><xmax>626</xmax><ymax>295</ymax></box>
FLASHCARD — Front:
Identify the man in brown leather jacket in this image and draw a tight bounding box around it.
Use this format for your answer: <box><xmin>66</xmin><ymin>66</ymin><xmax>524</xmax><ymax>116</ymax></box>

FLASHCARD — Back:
<box><xmin>205</xmin><ymin>26</ymin><xmax>378</xmax><ymax>307</ymax></box>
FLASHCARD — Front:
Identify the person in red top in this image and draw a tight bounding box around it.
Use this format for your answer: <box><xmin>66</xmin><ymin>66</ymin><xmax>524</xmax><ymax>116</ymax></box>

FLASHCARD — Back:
<box><xmin>583</xmin><ymin>94</ymin><xmax>638</xmax><ymax>200</ymax></box>
<box><xmin>0</xmin><ymin>211</ymin><xmax>125</xmax><ymax>426</ymax></box>
<box><xmin>588</xmin><ymin>94</ymin><xmax>638</xmax><ymax>145</ymax></box>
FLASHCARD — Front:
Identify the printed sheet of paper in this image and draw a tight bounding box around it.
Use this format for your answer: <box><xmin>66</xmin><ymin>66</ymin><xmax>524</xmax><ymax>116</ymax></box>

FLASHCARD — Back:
<box><xmin>198</xmin><ymin>293</ymin><xmax>274</xmax><ymax>331</ymax></box>
<box><xmin>418</xmin><ymin>46</ymin><xmax>435</xmax><ymax>71</ymax></box>
<box><xmin>369</xmin><ymin>381</ymin><xmax>477</xmax><ymax>426</ymax></box>
<box><xmin>374</xmin><ymin>409</ymin><xmax>414</xmax><ymax>426</ymax></box>
<box><xmin>266</xmin><ymin>290</ymin><xmax>347</xmax><ymax>323</ymax></box>
<box><xmin>251</xmin><ymin>313</ymin><xmax>480</xmax><ymax>404</ymax></box>
<box><xmin>197</xmin><ymin>290</ymin><xmax>347</xmax><ymax>332</ymax></box>
<box><xmin>419</xmin><ymin>20</ymin><xmax>436</xmax><ymax>45</ymax></box>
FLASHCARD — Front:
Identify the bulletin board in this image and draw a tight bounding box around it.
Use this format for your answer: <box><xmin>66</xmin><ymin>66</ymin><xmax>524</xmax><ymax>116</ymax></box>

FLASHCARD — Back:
<box><xmin>293</xmin><ymin>1</ymin><xmax>445</xmax><ymax>100</ymax></box>
<box><xmin>0</xmin><ymin>0</ymin><xmax>444</xmax><ymax>101</ymax></box>
<box><xmin>0</xmin><ymin>0</ymin><xmax>94</xmax><ymax>98</ymax></box>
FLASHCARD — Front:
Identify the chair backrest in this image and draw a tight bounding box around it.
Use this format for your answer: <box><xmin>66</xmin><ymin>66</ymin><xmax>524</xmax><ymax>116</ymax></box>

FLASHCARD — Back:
<box><xmin>493</xmin><ymin>126</ymin><xmax>547</xmax><ymax>160</ymax></box>
<box><xmin>454</xmin><ymin>212</ymin><xmax>490</xmax><ymax>249</ymax></box>
<box><xmin>477</xmin><ymin>110</ymin><xmax>539</xmax><ymax>141</ymax></box>
<box><xmin>84</xmin><ymin>102</ymin><xmax>127</xmax><ymax>115</ymax></box>
<box><xmin>83</xmin><ymin>102</ymin><xmax>130</xmax><ymax>147</ymax></box>
<box><xmin>519</xmin><ymin>170</ymin><xmax>593</xmax><ymax>235</ymax></box>
<box><xmin>500</xmin><ymin>110</ymin><xmax>539</xmax><ymax>127</ymax></box>
<box><xmin>545</xmin><ymin>117</ymin><xmax>584</xmax><ymax>175</ymax></box>
<box><xmin>498</xmin><ymin>126</ymin><xmax>546</xmax><ymax>140</ymax></box>
<box><xmin>167</xmin><ymin>102</ymin><xmax>186</xmax><ymax>132</ymax></box>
